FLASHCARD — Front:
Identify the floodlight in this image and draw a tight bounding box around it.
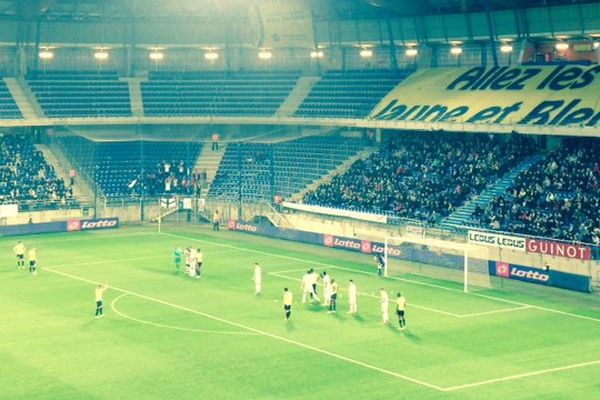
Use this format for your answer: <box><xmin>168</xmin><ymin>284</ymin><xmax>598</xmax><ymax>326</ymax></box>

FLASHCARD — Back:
<box><xmin>94</xmin><ymin>50</ymin><xmax>109</xmax><ymax>60</ymax></box>
<box><xmin>450</xmin><ymin>47</ymin><xmax>463</xmax><ymax>55</ymax></box>
<box><xmin>204</xmin><ymin>51</ymin><xmax>219</xmax><ymax>60</ymax></box>
<box><xmin>500</xmin><ymin>44</ymin><xmax>513</xmax><ymax>53</ymax></box>
<box><xmin>258</xmin><ymin>50</ymin><xmax>272</xmax><ymax>60</ymax></box>
<box><xmin>405</xmin><ymin>48</ymin><xmax>418</xmax><ymax>57</ymax></box>
<box><xmin>359</xmin><ymin>49</ymin><xmax>373</xmax><ymax>58</ymax></box>
<box><xmin>39</xmin><ymin>50</ymin><xmax>54</xmax><ymax>60</ymax></box>
<box><xmin>149</xmin><ymin>51</ymin><xmax>164</xmax><ymax>61</ymax></box>
<box><xmin>555</xmin><ymin>42</ymin><xmax>569</xmax><ymax>51</ymax></box>
<box><xmin>310</xmin><ymin>50</ymin><xmax>324</xmax><ymax>59</ymax></box>
<box><xmin>594</xmin><ymin>42</ymin><xmax>599</xmax><ymax>49</ymax></box>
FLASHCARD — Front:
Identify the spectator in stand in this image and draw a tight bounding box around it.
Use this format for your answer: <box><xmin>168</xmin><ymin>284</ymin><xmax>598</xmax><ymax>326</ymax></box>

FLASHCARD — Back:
<box><xmin>475</xmin><ymin>137</ymin><xmax>600</xmax><ymax>243</ymax></box>
<box><xmin>69</xmin><ymin>168</ymin><xmax>76</xmax><ymax>186</ymax></box>
<box><xmin>0</xmin><ymin>134</ymin><xmax>73</xmax><ymax>210</ymax></box>
<box><xmin>304</xmin><ymin>133</ymin><xmax>535</xmax><ymax>224</ymax></box>
<box><xmin>211</xmin><ymin>133</ymin><xmax>220</xmax><ymax>151</ymax></box>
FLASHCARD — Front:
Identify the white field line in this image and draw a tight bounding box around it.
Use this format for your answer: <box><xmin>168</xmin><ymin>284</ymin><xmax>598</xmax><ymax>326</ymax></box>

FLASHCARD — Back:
<box><xmin>46</xmin><ymin>256</ymin><xmax>165</xmax><ymax>270</ymax></box>
<box><xmin>3</xmin><ymin>232</ymin><xmax>156</xmax><ymax>246</ymax></box>
<box><xmin>442</xmin><ymin>359</ymin><xmax>600</xmax><ymax>392</ymax></box>
<box><xmin>269</xmin><ymin>271</ymin><xmax>462</xmax><ymax>318</ymax></box>
<box><xmin>43</xmin><ymin>266</ymin><xmax>445</xmax><ymax>392</ymax></box>
<box><xmin>45</xmin><ymin>248</ymin><xmax>243</xmax><ymax>270</ymax></box>
<box><xmin>110</xmin><ymin>294</ymin><xmax>257</xmax><ymax>336</ymax></box>
<box><xmin>457</xmin><ymin>306</ymin><xmax>532</xmax><ymax>319</ymax></box>
<box><xmin>162</xmin><ymin>232</ymin><xmax>600</xmax><ymax>324</ymax></box>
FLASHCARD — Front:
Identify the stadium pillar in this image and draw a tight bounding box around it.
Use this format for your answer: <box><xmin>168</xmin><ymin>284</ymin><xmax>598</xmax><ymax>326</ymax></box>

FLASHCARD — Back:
<box><xmin>484</xmin><ymin>0</ymin><xmax>499</xmax><ymax>67</ymax></box>
<box><xmin>385</xmin><ymin>17</ymin><xmax>398</xmax><ymax>71</ymax></box>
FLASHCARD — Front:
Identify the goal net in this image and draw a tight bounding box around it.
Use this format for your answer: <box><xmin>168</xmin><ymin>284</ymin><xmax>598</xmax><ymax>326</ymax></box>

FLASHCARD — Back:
<box><xmin>383</xmin><ymin>234</ymin><xmax>491</xmax><ymax>293</ymax></box>
<box><xmin>157</xmin><ymin>196</ymin><xmax>180</xmax><ymax>233</ymax></box>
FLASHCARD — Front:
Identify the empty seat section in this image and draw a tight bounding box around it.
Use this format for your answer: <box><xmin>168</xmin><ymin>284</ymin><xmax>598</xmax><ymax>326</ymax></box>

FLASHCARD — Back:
<box><xmin>141</xmin><ymin>71</ymin><xmax>300</xmax><ymax>117</ymax></box>
<box><xmin>294</xmin><ymin>69</ymin><xmax>413</xmax><ymax>119</ymax></box>
<box><xmin>0</xmin><ymin>80</ymin><xmax>22</xmax><ymax>119</ymax></box>
<box><xmin>27</xmin><ymin>71</ymin><xmax>132</xmax><ymax>118</ymax></box>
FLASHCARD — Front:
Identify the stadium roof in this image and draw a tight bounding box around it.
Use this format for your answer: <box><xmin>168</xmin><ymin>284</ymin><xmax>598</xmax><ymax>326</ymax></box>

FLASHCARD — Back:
<box><xmin>2</xmin><ymin>0</ymin><xmax>598</xmax><ymax>21</ymax></box>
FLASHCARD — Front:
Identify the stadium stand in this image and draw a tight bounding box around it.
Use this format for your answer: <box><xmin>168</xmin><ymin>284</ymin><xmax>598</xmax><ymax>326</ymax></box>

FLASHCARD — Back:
<box><xmin>294</xmin><ymin>69</ymin><xmax>413</xmax><ymax>119</ymax></box>
<box><xmin>0</xmin><ymin>134</ymin><xmax>74</xmax><ymax>210</ymax></box>
<box><xmin>0</xmin><ymin>80</ymin><xmax>22</xmax><ymax>119</ymax></box>
<box><xmin>27</xmin><ymin>71</ymin><xmax>132</xmax><ymax>118</ymax></box>
<box><xmin>303</xmin><ymin>133</ymin><xmax>537</xmax><ymax>223</ymax></box>
<box><xmin>55</xmin><ymin>136</ymin><xmax>202</xmax><ymax>198</ymax></box>
<box><xmin>208</xmin><ymin>136</ymin><xmax>366</xmax><ymax>202</ymax></box>
<box><xmin>141</xmin><ymin>71</ymin><xmax>300</xmax><ymax>117</ymax></box>
<box><xmin>473</xmin><ymin>138</ymin><xmax>600</xmax><ymax>244</ymax></box>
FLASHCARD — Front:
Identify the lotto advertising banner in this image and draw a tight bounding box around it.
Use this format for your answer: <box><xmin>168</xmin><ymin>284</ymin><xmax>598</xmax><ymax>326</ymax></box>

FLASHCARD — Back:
<box><xmin>490</xmin><ymin>261</ymin><xmax>591</xmax><ymax>292</ymax></box>
<box><xmin>67</xmin><ymin>218</ymin><xmax>120</xmax><ymax>232</ymax></box>
<box><xmin>371</xmin><ymin>65</ymin><xmax>600</xmax><ymax>128</ymax></box>
<box><xmin>228</xmin><ymin>219</ymin><xmax>402</xmax><ymax>258</ymax></box>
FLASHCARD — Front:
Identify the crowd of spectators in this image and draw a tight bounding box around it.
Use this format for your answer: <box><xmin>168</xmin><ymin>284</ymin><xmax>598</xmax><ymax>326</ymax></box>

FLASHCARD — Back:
<box><xmin>0</xmin><ymin>134</ymin><xmax>74</xmax><ymax>210</ymax></box>
<box><xmin>304</xmin><ymin>133</ymin><xmax>536</xmax><ymax>224</ymax></box>
<box><xmin>128</xmin><ymin>160</ymin><xmax>206</xmax><ymax>197</ymax></box>
<box><xmin>474</xmin><ymin>138</ymin><xmax>600</xmax><ymax>244</ymax></box>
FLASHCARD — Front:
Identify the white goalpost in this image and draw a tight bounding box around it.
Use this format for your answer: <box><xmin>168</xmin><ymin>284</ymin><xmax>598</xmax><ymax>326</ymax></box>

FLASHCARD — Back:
<box><xmin>383</xmin><ymin>234</ymin><xmax>491</xmax><ymax>293</ymax></box>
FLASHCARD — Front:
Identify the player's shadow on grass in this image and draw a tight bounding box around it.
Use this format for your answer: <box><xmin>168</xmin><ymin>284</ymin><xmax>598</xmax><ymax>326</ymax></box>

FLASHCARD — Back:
<box><xmin>285</xmin><ymin>320</ymin><xmax>295</xmax><ymax>332</ymax></box>
<box><xmin>351</xmin><ymin>314</ymin><xmax>365</xmax><ymax>323</ymax></box>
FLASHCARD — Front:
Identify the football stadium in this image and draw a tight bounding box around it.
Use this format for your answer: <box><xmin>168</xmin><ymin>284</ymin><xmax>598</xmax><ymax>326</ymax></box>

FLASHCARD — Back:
<box><xmin>2</xmin><ymin>0</ymin><xmax>600</xmax><ymax>398</ymax></box>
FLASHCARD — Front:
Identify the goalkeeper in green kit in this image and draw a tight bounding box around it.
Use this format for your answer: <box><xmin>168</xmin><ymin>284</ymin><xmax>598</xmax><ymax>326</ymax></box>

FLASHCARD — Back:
<box><xmin>173</xmin><ymin>246</ymin><xmax>183</xmax><ymax>274</ymax></box>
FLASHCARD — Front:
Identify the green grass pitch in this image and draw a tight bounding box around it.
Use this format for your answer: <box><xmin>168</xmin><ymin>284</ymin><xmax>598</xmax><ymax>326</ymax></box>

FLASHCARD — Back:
<box><xmin>2</xmin><ymin>225</ymin><xmax>600</xmax><ymax>399</ymax></box>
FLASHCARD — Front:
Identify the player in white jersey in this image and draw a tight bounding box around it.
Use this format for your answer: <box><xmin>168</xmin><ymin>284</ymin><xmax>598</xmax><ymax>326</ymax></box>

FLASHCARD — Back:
<box><xmin>348</xmin><ymin>279</ymin><xmax>358</xmax><ymax>315</ymax></box>
<box><xmin>308</xmin><ymin>269</ymin><xmax>319</xmax><ymax>300</ymax></box>
<box><xmin>320</xmin><ymin>271</ymin><xmax>332</xmax><ymax>306</ymax></box>
<box><xmin>380</xmin><ymin>288</ymin><xmax>389</xmax><ymax>324</ymax></box>
<box><xmin>301</xmin><ymin>270</ymin><xmax>319</xmax><ymax>303</ymax></box>
<box><xmin>252</xmin><ymin>263</ymin><xmax>262</xmax><ymax>294</ymax></box>
<box><xmin>187</xmin><ymin>248</ymin><xmax>197</xmax><ymax>277</ymax></box>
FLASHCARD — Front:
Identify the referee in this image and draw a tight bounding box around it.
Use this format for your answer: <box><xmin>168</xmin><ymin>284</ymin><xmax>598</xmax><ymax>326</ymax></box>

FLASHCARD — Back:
<box><xmin>396</xmin><ymin>292</ymin><xmax>407</xmax><ymax>330</ymax></box>
<box><xmin>95</xmin><ymin>284</ymin><xmax>109</xmax><ymax>319</ymax></box>
<box><xmin>283</xmin><ymin>287</ymin><xmax>293</xmax><ymax>321</ymax></box>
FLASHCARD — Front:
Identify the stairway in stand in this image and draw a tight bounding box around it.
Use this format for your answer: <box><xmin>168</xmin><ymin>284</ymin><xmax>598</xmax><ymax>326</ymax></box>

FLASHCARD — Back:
<box><xmin>439</xmin><ymin>154</ymin><xmax>544</xmax><ymax>231</ymax></box>
<box><xmin>194</xmin><ymin>144</ymin><xmax>227</xmax><ymax>196</ymax></box>
<box><xmin>35</xmin><ymin>144</ymin><xmax>94</xmax><ymax>201</ymax></box>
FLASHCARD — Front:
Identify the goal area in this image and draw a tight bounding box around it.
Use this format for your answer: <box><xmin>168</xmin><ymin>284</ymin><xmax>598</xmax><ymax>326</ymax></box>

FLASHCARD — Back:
<box><xmin>383</xmin><ymin>234</ymin><xmax>491</xmax><ymax>293</ymax></box>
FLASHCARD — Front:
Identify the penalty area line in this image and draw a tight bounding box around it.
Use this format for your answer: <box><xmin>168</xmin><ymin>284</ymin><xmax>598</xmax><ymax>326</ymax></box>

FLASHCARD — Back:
<box><xmin>442</xmin><ymin>359</ymin><xmax>600</xmax><ymax>391</ymax></box>
<box><xmin>43</xmin><ymin>266</ymin><xmax>445</xmax><ymax>392</ymax></box>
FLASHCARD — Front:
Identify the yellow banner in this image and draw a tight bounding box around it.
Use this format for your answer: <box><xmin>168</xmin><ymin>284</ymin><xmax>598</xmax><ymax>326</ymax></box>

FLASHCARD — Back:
<box><xmin>370</xmin><ymin>66</ymin><xmax>600</xmax><ymax>128</ymax></box>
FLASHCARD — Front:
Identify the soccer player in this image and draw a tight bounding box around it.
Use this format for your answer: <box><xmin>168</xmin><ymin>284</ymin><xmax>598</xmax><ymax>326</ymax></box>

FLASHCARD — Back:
<box><xmin>301</xmin><ymin>270</ymin><xmax>319</xmax><ymax>303</ymax></box>
<box><xmin>396</xmin><ymin>292</ymin><xmax>407</xmax><ymax>330</ymax></box>
<box><xmin>173</xmin><ymin>246</ymin><xmax>183</xmax><ymax>273</ymax></box>
<box><xmin>187</xmin><ymin>247</ymin><xmax>197</xmax><ymax>278</ymax></box>
<box><xmin>321</xmin><ymin>271</ymin><xmax>331</xmax><ymax>306</ymax></box>
<box><xmin>380</xmin><ymin>287</ymin><xmax>390</xmax><ymax>324</ymax></box>
<box><xmin>13</xmin><ymin>240</ymin><xmax>26</xmax><ymax>269</ymax></box>
<box><xmin>374</xmin><ymin>254</ymin><xmax>385</xmax><ymax>277</ymax></box>
<box><xmin>28</xmin><ymin>247</ymin><xmax>37</xmax><ymax>276</ymax></box>
<box><xmin>308</xmin><ymin>268</ymin><xmax>319</xmax><ymax>299</ymax></box>
<box><xmin>328</xmin><ymin>279</ymin><xmax>339</xmax><ymax>313</ymax></box>
<box><xmin>348</xmin><ymin>279</ymin><xmax>358</xmax><ymax>315</ymax></box>
<box><xmin>252</xmin><ymin>262</ymin><xmax>262</xmax><ymax>294</ymax></box>
<box><xmin>184</xmin><ymin>246</ymin><xmax>192</xmax><ymax>273</ymax></box>
<box><xmin>195</xmin><ymin>248</ymin><xmax>203</xmax><ymax>278</ymax></box>
<box><xmin>283</xmin><ymin>287</ymin><xmax>293</xmax><ymax>321</ymax></box>
<box><xmin>95</xmin><ymin>284</ymin><xmax>108</xmax><ymax>319</ymax></box>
